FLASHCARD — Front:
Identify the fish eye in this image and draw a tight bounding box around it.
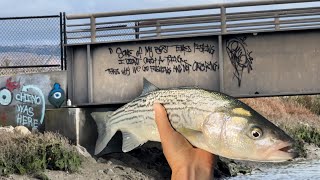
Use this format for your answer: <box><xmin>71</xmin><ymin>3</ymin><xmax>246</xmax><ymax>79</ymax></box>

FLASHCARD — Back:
<box><xmin>251</xmin><ymin>127</ymin><xmax>263</xmax><ymax>139</ymax></box>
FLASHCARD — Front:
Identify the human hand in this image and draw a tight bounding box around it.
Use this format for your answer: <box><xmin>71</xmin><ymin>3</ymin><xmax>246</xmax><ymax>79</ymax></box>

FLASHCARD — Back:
<box><xmin>153</xmin><ymin>103</ymin><xmax>215</xmax><ymax>180</ymax></box>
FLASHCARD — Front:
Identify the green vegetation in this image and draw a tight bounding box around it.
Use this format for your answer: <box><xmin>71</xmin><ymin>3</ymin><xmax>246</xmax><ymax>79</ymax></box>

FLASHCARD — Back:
<box><xmin>283</xmin><ymin>125</ymin><xmax>320</xmax><ymax>157</ymax></box>
<box><xmin>290</xmin><ymin>126</ymin><xmax>320</xmax><ymax>147</ymax></box>
<box><xmin>285</xmin><ymin>95</ymin><xmax>320</xmax><ymax>115</ymax></box>
<box><xmin>0</xmin><ymin>132</ymin><xmax>82</xmax><ymax>177</ymax></box>
<box><xmin>241</xmin><ymin>95</ymin><xmax>320</xmax><ymax>158</ymax></box>
<box><xmin>288</xmin><ymin>126</ymin><xmax>320</xmax><ymax>157</ymax></box>
<box><xmin>0</xmin><ymin>95</ymin><xmax>318</xmax><ymax>178</ymax></box>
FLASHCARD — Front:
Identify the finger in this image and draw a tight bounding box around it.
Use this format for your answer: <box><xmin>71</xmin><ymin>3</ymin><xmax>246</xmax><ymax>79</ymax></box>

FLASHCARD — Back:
<box><xmin>196</xmin><ymin>149</ymin><xmax>215</xmax><ymax>165</ymax></box>
<box><xmin>197</xmin><ymin>149</ymin><xmax>214</xmax><ymax>159</ymax></box>
<box><xmin>153</xmin><ymin>103</ymin><xmax>175</xmax><ymax>140</ymax></box>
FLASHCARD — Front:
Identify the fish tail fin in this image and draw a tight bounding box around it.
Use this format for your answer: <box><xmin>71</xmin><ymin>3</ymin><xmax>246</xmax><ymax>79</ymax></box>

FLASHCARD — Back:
<box><xmin>91</xmin><ymin>111</ymin><xmax>115</xmax><ymax>155</ymax></box>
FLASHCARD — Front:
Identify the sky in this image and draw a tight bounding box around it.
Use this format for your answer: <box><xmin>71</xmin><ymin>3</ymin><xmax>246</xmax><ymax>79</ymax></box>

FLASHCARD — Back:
<box><xmin>0</xmin><ymin>0</ymin><xmax>251</xmax><ymax>45</ymax></box>
<box><xmin>0</xmin><ymin>0</ymin><xmax>319</xmax><ymax>45</ymax></box>
<box><xmin>0</xmin><ymin>0</ymin><xmax>268</xmax><ymax>17</ymax></box>
<box><xmin>0</xmin><ymin>0</ymin><xmax>319</xmax><ymax>17</ymax></box>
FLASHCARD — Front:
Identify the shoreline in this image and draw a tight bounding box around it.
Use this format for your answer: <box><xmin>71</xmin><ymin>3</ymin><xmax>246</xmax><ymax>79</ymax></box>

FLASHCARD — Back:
<box><xmin>226</xmin><ymin>143</ymin><xmax>320</xmax><ymax>178</ymax></box>
<box><xmin>4</xmin><ymin>138</ymin><xmax>320</xmax><ymax>180</ymax></box>
<box><xmin>2</xmin><ymin>96</ymin><xmax>320</xmax><ymax>179</ymax></box>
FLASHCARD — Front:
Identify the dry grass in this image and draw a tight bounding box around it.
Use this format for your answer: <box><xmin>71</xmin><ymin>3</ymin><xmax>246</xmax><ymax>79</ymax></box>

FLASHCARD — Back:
<box><xmin>240</xmin><ymin>96</ymin><xmax>320</xmax><ymax>157</ymax></box>
<box><xmin>240</xmin><ymin>96</ymin><xmax>320</xmax><ymax>129</ymax></box>
<box><xmin>0</xmin><ymin>132</ymin><xmax>82</xmax><ymax>176</ymax></box>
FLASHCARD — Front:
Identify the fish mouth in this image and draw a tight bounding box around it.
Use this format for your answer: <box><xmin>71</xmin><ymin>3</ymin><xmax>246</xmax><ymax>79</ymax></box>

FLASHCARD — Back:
<box><xmin>264</xmin><ymin>141</ymin><xmax>298</xmax><ymax>162</ymax></box>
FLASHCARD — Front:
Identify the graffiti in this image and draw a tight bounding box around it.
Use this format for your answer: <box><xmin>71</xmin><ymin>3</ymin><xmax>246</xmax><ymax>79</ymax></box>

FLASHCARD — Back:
<box><xmin>0</xmin><ymin>76</ymin><xmax>65</xmax><ymax>129</ymax></box>
<box><xmin>194</xmin><ymin>43</ymin><xmax>215</xmax><ymax>55</ymax></box>
<box><xmin>166</xmin><ymin>55</ymin><xmax>189</xmax><ymax>65</ymax></box>
<box><xmin>15</xmin><ymin>92</ymin><xmax>41</xmax><ymax>105</ymax></box>
<box><xmin>226</xmin><ymin>37</ymin><xmax>254</xmax><ymax>87</ymax></box>
<box><xmin>192</xmin><ymin>61</ymin><xmax>219</xmax><ymax>72</ymax></box>
<box><xmin>15</xmin><ymin>85</ymin><xmax>45</xmax><ymax>128</ymax></box>
<box><xmin>6</xmin><ymin>77</ymin><xmax>20</xmax><ymax>92</ymax></box>
<box><xmin>0</xmin><ymin>88</ymin><xmax>12</xmax><ymax>106</ymax></box>
<box><xmin>48</xmin><ymin>83</ymin><xmax>66</xmax><ymax>108</ymax></box>
<box><xmin>174</xmin><ymin>44</ymin><xmax>192</xmax><ymax>54</ymax></box>
<box><xmin>0</xmin><ymin>78</ymin><xmax>20</xmax><ymax>106</ymax></box>
<box><xmin>16</xmin><ymin>105</ymin><xmax>37</xmax><ymax>127</ymax></box>
<box><xmin>105</xmin><ymin>42</ymin><xmax>218</xmax><ymax>76</ymax></box>
<box><xmin>105</xmin><ymin>68</ymin><xmax>120</xmax><ymax>75</ymax></box>
<box><xmin>154</xmin><ymin>45</ymin><xmax>169</xmax><ymax>54</ymax></box>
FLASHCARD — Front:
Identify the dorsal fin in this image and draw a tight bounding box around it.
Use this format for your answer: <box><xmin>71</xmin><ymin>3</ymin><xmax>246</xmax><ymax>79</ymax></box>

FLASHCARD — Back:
<box><xmin>141</xmin><ymin>78</ymin><xmax>159</xmax><ymax>96</ymax></box>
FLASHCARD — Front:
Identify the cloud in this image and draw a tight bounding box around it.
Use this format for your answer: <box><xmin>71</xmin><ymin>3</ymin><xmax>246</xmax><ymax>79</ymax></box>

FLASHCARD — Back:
<box><xmin>1</xmin><ymin>0</ymin><xmax>319</xmax><ymax>46</ymax></box>
<box><xmin>0</xmin><ymin>0</ymin><xmax>253</xmax><ymax>17</ymax></box>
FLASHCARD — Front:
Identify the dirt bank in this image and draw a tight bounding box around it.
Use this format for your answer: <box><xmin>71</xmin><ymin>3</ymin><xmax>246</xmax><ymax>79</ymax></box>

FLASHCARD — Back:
<box><xmin>4</xmin><ymin>142</ymin><xmax>319</xmax><ymax>180</ymax></box>
<box><xmin>3</xmin><ymin>96</ymin><xmax>320</xmax><ymax>179</ymax></box>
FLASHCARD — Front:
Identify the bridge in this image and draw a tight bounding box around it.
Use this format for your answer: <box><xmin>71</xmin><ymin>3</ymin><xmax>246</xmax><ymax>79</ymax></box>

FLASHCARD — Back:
<box><xmin>1</xmin><ymin>0</ymin><xmax>320</xmax><ymax>154</ymax></box>
<box><xmin>65</xmin><ymin>0</ymin><xmax>320</xmax><ymax>105</ymax></box>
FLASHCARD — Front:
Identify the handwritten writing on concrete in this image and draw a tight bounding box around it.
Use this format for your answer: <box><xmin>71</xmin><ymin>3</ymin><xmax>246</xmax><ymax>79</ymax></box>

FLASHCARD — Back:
<box><xmin>105</xmin><ymin>43</ymin><xmax>218</xmax><ymax>76</ymax></box>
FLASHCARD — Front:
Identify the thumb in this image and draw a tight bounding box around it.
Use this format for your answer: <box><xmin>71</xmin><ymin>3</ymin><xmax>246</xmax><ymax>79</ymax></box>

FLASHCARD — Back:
<box><xmin>153</xmin><ymin>103</ymin><xmax>175</xmax><ymax>141</ymax></box>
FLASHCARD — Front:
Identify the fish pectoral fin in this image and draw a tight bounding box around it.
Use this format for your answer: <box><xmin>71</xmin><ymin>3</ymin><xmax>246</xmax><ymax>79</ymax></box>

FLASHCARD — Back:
<box><xmin>178</xmin><ymin>127</ymin><xmax>202</xmax><ymax>136</ymax></box>
<box><xmin>122</xmin><ymin>131</ymin><xmax>146</xmax><ymax>152</ymax></box>
<box><xmin>177</xmin><ymin>128</ymin><xmax>205</xmax><ymax>148</ymax></box>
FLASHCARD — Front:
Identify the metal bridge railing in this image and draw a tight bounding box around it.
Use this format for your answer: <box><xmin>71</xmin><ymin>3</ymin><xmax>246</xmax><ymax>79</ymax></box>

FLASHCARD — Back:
<box><xmin>65</xmin><ymin>0</ymin><xmax>320</xmax><ymax>44</ymax></box>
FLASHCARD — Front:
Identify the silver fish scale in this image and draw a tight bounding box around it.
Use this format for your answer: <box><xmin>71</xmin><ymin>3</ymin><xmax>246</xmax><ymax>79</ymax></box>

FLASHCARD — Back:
<box><xmin>94</xmin><ymin>86</ymin><xmax>297</xmax><ymax>162</ymax></box>
<box><xmin>109</xmin><ymin>89</ymin><xmax>231</xmax><ymax>131</ymax></box>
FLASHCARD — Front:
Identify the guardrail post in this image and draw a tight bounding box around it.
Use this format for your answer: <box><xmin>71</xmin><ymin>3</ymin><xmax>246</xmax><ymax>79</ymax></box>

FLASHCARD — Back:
<box><xmin>135</xmin><ymin>22</ymin><xmax>140</xmax><ymax>39</ymax></box>
<box><xmin>218</xmin><ymin>35</ymin><xmax>224</xmax><ymax>93</ymax></box>
<box><xmin>156</xmin><ymin>20</ymin><xmax>161</xmax><ymax>37</ymax></box>
<box><xmin>275</xmin><ymin>13</ymin><xmax>280</xmax><ymax>31</ymax></box>
<box><xmin>220</xmin><ymin>6</ymin><xmax>227</xmax><ymax>34</ymax></box>
<box><xmin>87</xmin><ymin>45</ymin><xmax>93</xmax><ymax>103</ymax></box>
<box><xmin>63</xmin><ymin>12</ymin><xmax>67</xmax><ymax>70</ymax></box>
<box><xmin>60</xmin><ymin>12</ymin><xmax>64</xmax><ymax>70</ymax></box>
<box><xmin>90</xmin><ymin>16</ymin><xmax>96</xmax><ymax>42</ymax></box>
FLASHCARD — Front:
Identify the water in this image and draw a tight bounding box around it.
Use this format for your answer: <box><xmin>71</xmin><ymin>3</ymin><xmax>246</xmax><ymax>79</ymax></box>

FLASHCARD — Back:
<box><xmin>229</xmin><ymin>159</ymin><xmax>320</xmax><ymax>180</ymax></box>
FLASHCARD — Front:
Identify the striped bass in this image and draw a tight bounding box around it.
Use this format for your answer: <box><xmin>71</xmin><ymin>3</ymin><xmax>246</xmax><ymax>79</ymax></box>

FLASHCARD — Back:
<box><xmin>92</xmin><ymin>79</ymin><xmax>296</xmax><ymax>162</ymax></box>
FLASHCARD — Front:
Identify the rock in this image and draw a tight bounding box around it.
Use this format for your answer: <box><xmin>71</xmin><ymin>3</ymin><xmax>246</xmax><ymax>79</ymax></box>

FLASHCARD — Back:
<box><xmin>33</xmin><ymin>172</ymin><xmax>49</xmax><ymax>180</ymax></box>
<box><xmin>215</xmin><ymin>157</ymin><xmax>232</xmax><ymax>178</ymax></box>
<box><xmin>98</xmin><ymin>169</ymin><xmax>105</xmax><ymax>174</ymax></box>
<box><xmin>97</xmin><ymin>157</ymin><xmax>109</xmax><ymax>163</ymax></box>
<box><xmin>305</xmin><ymin>144</ymin><xmax>320</xmax><ymax>159</ymax></box>
<box><xmin>75</xmin><ymin>145</ymin><xmax>96</xmax><ymax>163</ymax></box>
<box><xmin>228</xmin><ymin>162</ymin><xmax>252</xmax><ymax>176</ymax></box>
<box><xmin>32</xmin><ymin>127</ymin><xmax>39</xmax><ymax>133</ymax></box>
<box><xmin>14</xmin><ymin>126</ymin><xmax>31</xmax><ymax>135</ymax></box>
<box><xmin>75</xmin><ymin>145</ymin><xmax>92</xmax><ymax>158</ymax></box>
<box><xmin>0</xmin><ymin>126</ymin><xmax>14</xmax><ymax>134</ymax></box>
<box><xmin>215</xmin><ymin>157</ymin><xmax>252</xmax><ymax>178</ymax></box>
<box><xmin>104</xmin><ymin>168</ymin><xmax>114</xmax><ymax>175</ymax></box>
